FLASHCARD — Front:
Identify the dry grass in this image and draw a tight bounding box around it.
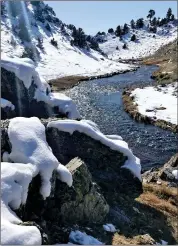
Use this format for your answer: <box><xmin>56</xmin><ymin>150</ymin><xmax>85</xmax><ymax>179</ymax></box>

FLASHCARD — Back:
<box><xmin>48</xmin><ymin>75</ymin><xmax>88</xmax><ymax>91</ymax></box>
<box><xmin>112</xmin><ymin>233</ymin><xmax>155</xmax><ymax>245</ymax></box>
<box><xmin>138</xmin><ymin>191</ymin><xmax>178</xmax><ymax>216</ymax></box>
<box><xmin>142</xmin><ymin>39</ymin><xmax>178</xmax><ymax>83</ymax></box>
<box><xmin>143</xmin><ymin>182</ymin><xmax>178</xmax><ymax>198</ymax></box>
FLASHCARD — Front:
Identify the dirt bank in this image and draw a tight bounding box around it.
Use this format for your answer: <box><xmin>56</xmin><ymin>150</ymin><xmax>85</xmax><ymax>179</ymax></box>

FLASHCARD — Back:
<box><xmin>48</xmin><ymin>68</ymin><xmax>137</xmax><ymax>92</ymax></box>
<box><xmin>122</xmin><ymin>90</ymin><xmax>178</xmax><ymax>133</ymax></box>
<box><xmin>142</xmin><ymin>39</ymin><xmax>177</xmax><ymax>85</ymax></box>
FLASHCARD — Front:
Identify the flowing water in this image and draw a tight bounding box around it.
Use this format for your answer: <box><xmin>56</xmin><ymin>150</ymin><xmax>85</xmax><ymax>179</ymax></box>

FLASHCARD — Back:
<box><xmin>65</xmin><ymin>66</ymin><xmax>177</xmax><ymax>170</ymax></box>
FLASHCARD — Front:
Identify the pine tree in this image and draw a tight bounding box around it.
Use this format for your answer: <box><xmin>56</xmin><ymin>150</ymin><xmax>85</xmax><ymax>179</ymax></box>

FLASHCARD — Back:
<box><xmin>147</xmin><ymin>9</ymin><xmax>155</xmax><ymax>23</ymax></box>
<box><xmin>170</xmin><ymin>14</ymin><xmax>175</xmax><ymax>21</ymax></box>
<box><xmin>31</xmin><ymin>1</ymin><xmax>41</xmax><ymax>6</ymax></box>
<box><xmin>156</xmin><ymin>17</ymin><xmax>161</xmax><ymax>26</ymax></box>
<box><xmin>166</xmin><ymin>8</ymin><xmax>172</xmax><ymax>21</ymax></box>
<box><xmin>123</xmin><ymin>43</ymin><xmax>127</xmax><ymax>49</ymax></box>
<box><xmin>123</xmin><ymin>23</ymin><xmax>129</xmax><ymax>34</ymax></box>
<box><xmin>1</xmin><ymin>1</ymin><xmax>6</xmax><ymax>15</ymax></box>
<box><xmin>115</xmin><ymin>25</ymin><xmax>122</xmax><ymax>37</ymax></box>
<box><xmin>45</xmin><ymin>23</ymin><xmax>51</xmax><ymax>32</ymax></box>
<box><xmin>159</xmin><ymin>18</ymin><xmax>168</xmax><ymax>26</ymax></box>
<box><xmin>151</xmin><ymin>17</ymin><xmax>157</xmax><ymax>26</ymax></box>
<box><xmin>131</xmin><ymin>34</ymin><xmax>136</xmax><ymax>41</ymax></box>
<box><xmin>108</xmin><ymin>28</ymin><xmax>114</xmax><ymax>34</ymax></box>
<box><xmin>136</xmin><ymin>18</ymin><xmax>144</xmax><ymax>28</ymax></box>
<box><xmin>130</xmin><ymin>19</ymin><xmax>136</xmax><ymax>29</ymax></box>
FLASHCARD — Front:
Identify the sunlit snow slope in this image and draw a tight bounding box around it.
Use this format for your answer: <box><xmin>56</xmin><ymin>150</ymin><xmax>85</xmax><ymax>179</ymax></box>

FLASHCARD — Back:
<box><xmin>1</xmin><ymin>1</ymin><xmax>133</xmax><ymax>81</ymax></box>
<box><xmin>99</xmin><ymin>21</ymin><xmax>177</xmax><ymax>60</ymax></box>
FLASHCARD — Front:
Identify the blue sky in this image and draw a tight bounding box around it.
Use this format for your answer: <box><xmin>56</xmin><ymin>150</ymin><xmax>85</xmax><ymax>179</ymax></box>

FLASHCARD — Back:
<box><xmin>45</xmin><ymin>1</ymin><xmax>177</xmax><ymax>35</ymax></box>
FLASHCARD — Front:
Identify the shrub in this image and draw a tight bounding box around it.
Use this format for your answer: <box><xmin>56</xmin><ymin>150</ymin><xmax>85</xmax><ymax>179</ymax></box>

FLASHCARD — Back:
<box><xmin>123</xmin><ymin>43</ymin><xmax>127</xmax><ymax>49</ymax></box>
<box><xmin>50</xmin><ymin>38</ymin><xmax>58</xmax><ymax>47</ymax></box>
<box><xmin>131</xmin><ymin>34</ymin><xmax>136</xmax><ymax>41</ymax></box>
<box><xmin>45</xmin><ymin>23</ymin><xmax>51</xmax><ymax>32</ymax></box>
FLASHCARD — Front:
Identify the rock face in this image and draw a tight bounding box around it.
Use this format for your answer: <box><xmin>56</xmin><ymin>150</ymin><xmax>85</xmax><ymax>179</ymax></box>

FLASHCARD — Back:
<box><xmin>55</xmin><ymin>158</ymin><xmax>109</xmax><ymax>224</ymax></box>
<box><xmin>15</xmin><ymin>157</ymin><xmax>109</xmax><ymax>244</ymax></box>
<box><xmin>46</xmin><ymin>126</ymin><xmax>142</xmax><ymax>197</ymax></box>
<box><xmin>1</xmin><ymin>67</ymin><xmax>30</xmax><ymax>117</ymax></box>
<box><xmin>1</xmin><ymin>118</ymin><xmax>142</xmax><ymax>244</ymax></box>
<box><xmin>1</xmin><ymin>67</ymin><xmax>60</xmax><ymax>119</ymax></box>
<box><xmin>1</xmin><ymin>106</ymin><xmax>16</xmax><ymax>120</ymax></box>
<box><xmin>142</xmin><ymin>153</ymin><xmax>178</xmax><ymax>184</ymax></box>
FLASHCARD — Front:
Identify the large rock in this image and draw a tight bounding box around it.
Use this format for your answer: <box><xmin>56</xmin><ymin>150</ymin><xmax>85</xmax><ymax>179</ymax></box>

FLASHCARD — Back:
<box><xmin>1</xmin><ymin>67</ymin><xmax>56</xmax><ymax>119</ymax></box>
<box><xmin>14</xmin><ymin>157</ymin><xmax>109</xmax><ymax>244</ymax></box>
<box><xmin>46</xmin><ymin>125</ymin><xmax>142</xmax><ymax>196</ymax></box>
<box><xmin>142</xmin><ymin>154</ymin><xmax>178</xmax><ymax>183</ymax></box>
<box><xmin>1</xmin><ymin>67</ymin><xmax>30</xmax><ymax>117</ymax></box>
<box><xmin>1</xmin><ymin>106</ymin><xmax>16</xmax><ymax>119</ymax></box>
<box><xmin>54</xmin><ymin>157</ymin><xmax>109</xmax><ymax>224</ymax></box>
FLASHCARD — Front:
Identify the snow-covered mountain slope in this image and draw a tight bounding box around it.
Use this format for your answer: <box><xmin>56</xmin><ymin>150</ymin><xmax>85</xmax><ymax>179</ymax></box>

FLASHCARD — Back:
<box><xmin>99</xmin><ymin>21</ymin><xmax>177</xmax><ymax>60</ymax></box>
<box><xmin>1</xmin><ymin>1</ymin><xmax>133</xmax><ymax>81</ymax></box>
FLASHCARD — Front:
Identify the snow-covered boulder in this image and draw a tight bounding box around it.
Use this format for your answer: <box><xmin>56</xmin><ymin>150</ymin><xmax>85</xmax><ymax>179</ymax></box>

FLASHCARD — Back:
<box><xmin>46</xmin><ymin>119</ymin><xmax>142</xmax><ymax>196</ymax></box>
<box><xmin>1</xmin><ymin>57</ymin><xmax>80</xmax><ymax>119</ymax></box>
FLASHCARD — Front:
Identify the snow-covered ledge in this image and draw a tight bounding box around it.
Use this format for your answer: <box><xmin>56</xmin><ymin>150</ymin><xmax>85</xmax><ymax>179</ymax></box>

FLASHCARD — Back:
<box><xmin>1</xmin><ymin>57</ymin><xmax>80</xmax><ymax>119</ymax></box>
<box><xmin>47</xmin><ymin>119</ymin><xmax>142</xmax><ymax>181</ymax></box>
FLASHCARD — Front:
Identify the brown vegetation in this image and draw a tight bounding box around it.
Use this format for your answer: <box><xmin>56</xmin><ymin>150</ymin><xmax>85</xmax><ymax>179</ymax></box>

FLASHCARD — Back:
<box><xmin>142</xmin><ymin>39</ymin><xmax>178</xmax><ymax>84</ymax></box>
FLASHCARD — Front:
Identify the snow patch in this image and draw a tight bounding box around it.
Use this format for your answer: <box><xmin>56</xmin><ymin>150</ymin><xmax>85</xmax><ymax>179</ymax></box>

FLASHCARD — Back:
<box><xmin>47</xmin><ymin>119</ymin><xmax>142</xmax><ymax>181</ymax></box>
<box><xmin>7</xmin><ymin>117</ymin><xmax>72</xmax><ymax>199</ymax></box>
<box><xmin>172</xmin><ymin>170</ymin><xmax>178</xmax><ymax>180</ymax></box>
<box><xmin>1</xmin><ymin>98</ymin><xmax>15</xmax><ymax>110</ymax></box>
<box><xmin>1</xmin><ymin>162</ymin><xmax>41</xmax><ymax>245</ymax></box>
<box><xmin>100</xmin><ymin>23</ymin><xmax>177</xmax><ymax>60</ymax></box>
<box><xmin>1</xmin><ymin>56</ymin><xmax>50</xmax><ymax>93</ymax></box>
<box><xmin>34</xmin><ymin>91</ymin><xmax>81</xmax><ymax>119</ymax></box>
<box><xmin>103</xmin><ymin>223</ymin><xmax>117</xmax><ymax>232</ymax></box>
<box><xmin>131</xmin><ymin>82</ymin><xmax>177</xmax><ymax>125</ymax></box>
<box><xmin>69</xmin><ymin>230</ymin><xmax>103</xmax><ymax>245</ymax></box>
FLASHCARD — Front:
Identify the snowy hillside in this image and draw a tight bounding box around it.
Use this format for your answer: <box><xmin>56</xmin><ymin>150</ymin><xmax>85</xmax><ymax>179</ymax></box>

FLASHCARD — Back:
<box><xmin>99</xmin><ymin>21</ymin><xmax>177</xmax><ymax>60</ymax></box>
<box><xmin>1</xmin><ymin>1</ymin><xmax>133</xmax><ymax>81</ymax></box>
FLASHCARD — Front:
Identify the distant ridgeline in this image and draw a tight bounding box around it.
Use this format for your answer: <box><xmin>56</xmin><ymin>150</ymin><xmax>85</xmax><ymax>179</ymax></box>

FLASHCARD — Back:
<box><xmin>1</xmin><ymin>1</ymin><xmax>176</xmax><ymax>58</ymax></box>
<box><xmin>0</xmin><ymin>0</ymin><xmax>102</xmax><ymax>56</ymax></box>
<box><xmin>94</xmin><ymin>8</ymin><xmax>176</xmax><ymax>43</ymax></box>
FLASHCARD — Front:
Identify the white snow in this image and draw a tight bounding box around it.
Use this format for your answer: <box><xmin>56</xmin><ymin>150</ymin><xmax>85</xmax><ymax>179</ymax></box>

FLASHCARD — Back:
<box><xmin>156</xmin><ymin>240</ymin><xmax>168</xmax><ymax>245</ymax></box>
<box><xmin>1</xmin><ymin>4</ymin><xmax>134</xmax><ymax>81</ymax></box>
<box><xmin>1</xmin><ymin>56</ymin><xmax>49</xmax><ymax>92</ymax></box>
<box><xmin>34</xmin><ymin>91</ymin><xmax>81</xmax><ymax>119</ymax></box>
<box><xmin>1</xmin><ymin>162</ymin><xmax>42</xmax><ymax>245</ymax></box>
<box><xmin>131</xmin><ymin>82</ymin><xmax>177</xmax><ymax>125</ymax></box>
<box><xmin>57</xmin><ymin>163</ymin><xmax>73</xmax><ymax>187</ymax></box>
<box><xmin>47</xmin><ymin>119</ymin><xmax>142</xmax><ymax>181</ymax></box>
<box><xmin>103</xmin><ymin>223</ymin><xmax>117</xmax><ymax>232</ymax></box>
<box><xmin>172</xmin><ymin>170</ymin><xmax>178</xmax><ymax>180</ymax></box>
<box><xmin>7</xmin><ymin>117</ymin><xmax>72</xmax><ymax>199</ymax></box>
<box><xmin>100</xmin><ymin>22</ymin><xmax>177</xmax><ymax>60</ymax></box>
<box><xmin>69</xmin><ymin>230</ymin><xmax>103</xmax><ymax>245</ymax></box>
<box><xmin>1</xmin><ymin>98</ymin><xmax>15</xmax><ymax>110</ymax></box>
